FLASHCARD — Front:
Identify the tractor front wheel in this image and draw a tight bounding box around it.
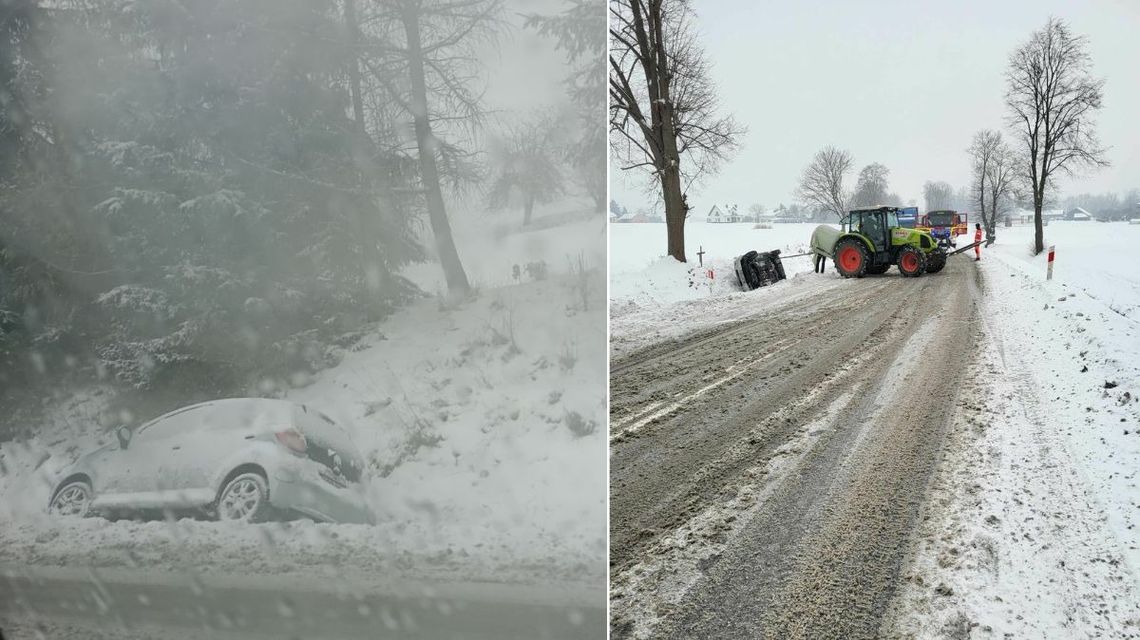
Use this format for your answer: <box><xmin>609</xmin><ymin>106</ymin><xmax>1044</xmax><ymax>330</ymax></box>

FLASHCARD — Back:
<box><xmin>897</xmin><ymin>246</ymin><xmax>927</xmax><ymax>277</ymax></box>
<box><xmin>925</xmin><ymin>248</ymin><xmax>947</xmax><ymax>274</ymax></box>
<box><xmin>834</xmin><ymin>239</ymin><xmax>869</xmax><ymax>278</ymax></box>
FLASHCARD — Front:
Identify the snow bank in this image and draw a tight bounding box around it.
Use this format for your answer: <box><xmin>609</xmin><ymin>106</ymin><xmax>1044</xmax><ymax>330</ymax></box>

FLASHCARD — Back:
<box><xmin>608</xmin><ymin>222</ymin><xmax>842</xmax><ymax>358</ymax></box>
<box><xmin>889</xmin><ymin>221</ymin><xmax>1140</xmax><ymax>637</ymax></box>
<box><xmin>980</xmin><ymin>221</ymin><xmax>1140</xmax><ymax>568</ymax></box>
<box><xmin>286</xmin><ymin>274</ymin><xmax>607</xmax><ymax>569</ymax></box>
<box><xmin>609</xmin><ymin>221</ymin><xmax>818</xmax><ymax>300</ymax></box>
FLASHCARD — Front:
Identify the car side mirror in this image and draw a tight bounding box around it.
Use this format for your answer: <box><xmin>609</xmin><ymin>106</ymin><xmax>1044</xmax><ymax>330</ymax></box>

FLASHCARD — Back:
<box><xmin>116</xmin><ymin>425</ymin><xmax>132</xmax><ymax>450</ymax></box>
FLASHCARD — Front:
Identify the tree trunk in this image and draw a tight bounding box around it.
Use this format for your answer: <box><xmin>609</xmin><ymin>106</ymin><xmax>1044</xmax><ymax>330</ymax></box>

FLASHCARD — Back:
<box><xmin>662</xmin><ymin>167</ymin><xmax>686</xmax><ymax>261</ymax></box>
<box><xmin>658</xmin><ymin>101</ymin><xmax>686</xmax><ymax>261</ymax></box>
<box><xmin>984</xmin><ymin>191</ymin><xmax>997</xmax><ymax>245</ymax></box>
<box><xmin>1033</xmin><ymin>187</ymin><xmax>1045</xmax><ymax>255</ymax></box>
<box><xmin>402</xmin><ymin>8</ymin><xmax>470</xmax><ymax>295</ymax></box>
<box><xmin>523</xmin><ymin>195</ymin><xmax>535</xmax><ymax>226</ymax></box>
<box><xmin>344</xmin><ymin>0</ymin><xmax>365</xmax><ymax>129</ymax></box>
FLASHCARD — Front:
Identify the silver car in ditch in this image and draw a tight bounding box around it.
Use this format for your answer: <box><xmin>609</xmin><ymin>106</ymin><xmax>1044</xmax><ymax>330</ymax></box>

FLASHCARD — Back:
<box><xmin>48</xmin><ymin>398</ymin><xmax>375</xmax><ymax>524</ymax></box>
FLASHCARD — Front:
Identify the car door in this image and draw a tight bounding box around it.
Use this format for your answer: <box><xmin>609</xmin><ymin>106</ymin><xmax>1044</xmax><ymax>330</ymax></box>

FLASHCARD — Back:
<box><xmin>118</xmin><ymin>405</ymin><xmax>213</xmax><ymax>508</ymax></box>
<box><xmin>81</xmin><ymin>441</ymin><xmax>136</xmax><ymax>500</ymax></box>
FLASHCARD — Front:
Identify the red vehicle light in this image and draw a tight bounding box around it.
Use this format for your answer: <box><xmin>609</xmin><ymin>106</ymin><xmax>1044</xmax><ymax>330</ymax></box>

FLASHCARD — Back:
<box><xmin>275</xmin><ymin>429</ymin><xmax>307</xmax><ymax>455</ymax></box>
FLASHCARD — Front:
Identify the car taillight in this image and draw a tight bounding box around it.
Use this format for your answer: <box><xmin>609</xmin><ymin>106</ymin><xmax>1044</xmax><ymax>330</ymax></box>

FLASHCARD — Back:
<box><xmin>275</xmin><ymin>429</ymin><xmax>307</xmax><ymax>455</ymax></box>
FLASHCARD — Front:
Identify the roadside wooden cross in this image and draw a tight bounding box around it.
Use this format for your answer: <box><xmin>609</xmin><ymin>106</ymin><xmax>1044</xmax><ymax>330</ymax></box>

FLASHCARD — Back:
<box><xmin>697</xmin><ymin>246</ymin><xmax>705</xmax><ymax>267</ymax></box>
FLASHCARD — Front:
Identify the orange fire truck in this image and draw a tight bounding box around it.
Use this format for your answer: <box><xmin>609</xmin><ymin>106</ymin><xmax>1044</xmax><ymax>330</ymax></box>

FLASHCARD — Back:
<box><xmin>916</xmin><ymin>210</ymin><xmax>968</xmax><ymax>249</ymax></box>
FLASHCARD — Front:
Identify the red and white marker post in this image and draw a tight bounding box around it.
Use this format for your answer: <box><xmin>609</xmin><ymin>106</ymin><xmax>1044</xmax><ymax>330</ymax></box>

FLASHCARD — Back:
<box><xmin>1047</xmin><ymin>245</ymin><xmax>1055</xmax><ymax>280</ymax></box>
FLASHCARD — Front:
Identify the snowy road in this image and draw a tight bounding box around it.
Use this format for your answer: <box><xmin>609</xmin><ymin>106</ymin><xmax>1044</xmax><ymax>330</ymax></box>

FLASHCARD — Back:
<box><xmin>609</xmin><ymin>255</ymin><xmax>981</xmax><ymax>638</ymax></box>
<box><xmin>0</xmin><ymin>565</ymin><xmax>603</xmax><ymax>639</ymax></box>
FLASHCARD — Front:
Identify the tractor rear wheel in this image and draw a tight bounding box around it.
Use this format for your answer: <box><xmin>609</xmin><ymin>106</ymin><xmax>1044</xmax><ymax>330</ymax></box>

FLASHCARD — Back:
<box><xmin>925</xmin><ymin>248</ymin><xmax>947</xmax><ymax>274</ymax></box>
<box><xmin>834</xmin><ymin>239</ymin><xmax>869</xmax><ymax>278</ymax></box>
<box><xmin>897</xmin><ymin>246</ymin><xmax>927</xmax><ymax>277</ymax></box>
<box><xmin>866</xmin><ymin>263</ymin><xmax>890</xmax><ymax>275</ymax></box>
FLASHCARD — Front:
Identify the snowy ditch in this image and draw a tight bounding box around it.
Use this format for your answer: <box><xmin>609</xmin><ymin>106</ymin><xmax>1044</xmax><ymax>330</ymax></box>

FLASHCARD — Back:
<box><xmin>0</xmin><ymin>262</ymin><xmax>607</xmax><ymax>587</ymax></box>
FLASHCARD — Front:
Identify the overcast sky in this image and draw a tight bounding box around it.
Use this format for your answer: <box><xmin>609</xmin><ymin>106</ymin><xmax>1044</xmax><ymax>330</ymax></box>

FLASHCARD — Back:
<box><xmin>611</xmin><ymin>0</ymin><xmax>1139</xmax><ymax>214</ymax></box>
<box><xmin>482</xmin><ymin>0</ymin><xmax>567</xmax><ymax>116</ymax></box>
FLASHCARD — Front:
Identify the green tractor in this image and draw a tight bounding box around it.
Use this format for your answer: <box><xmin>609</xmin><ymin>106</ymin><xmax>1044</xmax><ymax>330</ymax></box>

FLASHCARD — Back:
<box><xmin>810</xmin><ymin>206</ymin><xmax>946</xmax><ymax>278</ymax></box>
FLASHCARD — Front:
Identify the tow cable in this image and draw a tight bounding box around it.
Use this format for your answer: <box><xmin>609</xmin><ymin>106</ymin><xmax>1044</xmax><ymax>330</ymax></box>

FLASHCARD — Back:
<box><xmin>780</xmin><ymin>243</ymin><xmax>980</xmax><ymax>261</ymax></box>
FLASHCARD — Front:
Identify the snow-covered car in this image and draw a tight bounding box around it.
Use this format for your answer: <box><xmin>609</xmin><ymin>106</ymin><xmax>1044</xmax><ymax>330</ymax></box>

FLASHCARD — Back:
<box><xmin>47</xmin><ymin>398</ymin><xmax>375</xmax><ymax>524</ymax></box>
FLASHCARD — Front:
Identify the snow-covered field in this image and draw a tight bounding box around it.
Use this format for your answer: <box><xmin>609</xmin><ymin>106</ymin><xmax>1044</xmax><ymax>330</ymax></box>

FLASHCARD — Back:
<box><xmin>408</xmin><ymin>195</ymin><xmax>606</xmax><ymax>293</ymax></box>
<box><xmin>890</xmin><ymin>221</ymin><xmax>1140</xmax><ymax>637</ymax></box>
<box><xmin>0</xmin><ymin>207</ymin><xmax>607</xmax><ymax>589</ymax></box>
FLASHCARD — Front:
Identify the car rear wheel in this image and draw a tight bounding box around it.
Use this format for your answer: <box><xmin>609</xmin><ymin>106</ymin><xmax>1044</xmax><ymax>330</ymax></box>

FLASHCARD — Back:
<box><xmin>216</xmin><ymin>472</ymin><xmax>270</xmax><ymax>522</ymax></box>
<box><xmin>50</xmin><ymin>480</ymin><xmax>92</xmax><ymax>517</ymax></box>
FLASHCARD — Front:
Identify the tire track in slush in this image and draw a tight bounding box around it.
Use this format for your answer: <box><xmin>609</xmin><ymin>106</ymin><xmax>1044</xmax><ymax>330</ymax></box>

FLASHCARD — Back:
<box><xmin>609</xmin><ymin>258</ymin><xmax>978</xmax><ymax>638</ymax></box>
<box><xmin>609</xmin><ymin>280</ymin><xmax>895</xmax><ymax>430</ymax></box>
<box><xmin>611</xmin><ymin>275</ymin><xmax>930</xmax><ymax>573</ymax></box>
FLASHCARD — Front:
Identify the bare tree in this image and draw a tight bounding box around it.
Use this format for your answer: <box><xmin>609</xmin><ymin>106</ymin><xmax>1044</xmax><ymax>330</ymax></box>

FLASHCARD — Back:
<box><xmin>795</xmin><ymin>146</ymin><xmax>852</xmax><ymax>220</ymax></box>
<box><xmin>851</xmin><ymin>163</ymin><xmax>890</xmax><ymax>208</ymax></box>
<box><xmin>1006</xmin><ymin>17</ymin><xmax>1107</xmax><ymax>255</ymax></box>
<box><xmin>486</xmin><ymin>115</ymin><xmax>564</xmax><ymax>226</ymax></box>
<box><xmin>362</xmin><ymin>0</ymin><xmax>506</xmax><ymax>295</ymax></box>
<box><xmin>969</xmin><ymin>130</ymin><xmax>1019</xmax><ymax>244</ymax></box>
<box><xmin>923</xmin><ymin>181</ymin><xmax>954</xmax><ymax>211</ymax></box>
<box><xmin>748</xmin><ymin>203</ymin><xmax>765</xmax><ymax>222</ymax></box>
<box><xmin>609</xmin><ymin>0</ymin><xmax>743</xmax><ymax>262</ymax></box>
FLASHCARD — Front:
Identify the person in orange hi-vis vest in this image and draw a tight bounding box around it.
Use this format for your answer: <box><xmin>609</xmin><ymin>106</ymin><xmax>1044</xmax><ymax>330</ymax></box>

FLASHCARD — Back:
<box><xmin>974</xmin><ymin>223</ymin><xmax>983</xmax><ymax>261</ymax></box>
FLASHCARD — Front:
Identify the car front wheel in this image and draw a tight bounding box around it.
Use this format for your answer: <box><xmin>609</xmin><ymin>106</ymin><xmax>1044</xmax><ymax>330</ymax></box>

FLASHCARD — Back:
<box><xmin>50</xmin><ymin>480</ymin><xmax>93</xmax><ymax>517</ymax></box>
<box><xmin>216</xmin><ymin>472</ymin><xmax>270</xmax><ymax>522</ymax></box>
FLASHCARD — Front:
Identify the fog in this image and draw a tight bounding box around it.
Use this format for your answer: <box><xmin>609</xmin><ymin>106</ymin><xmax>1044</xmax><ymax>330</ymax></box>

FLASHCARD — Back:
<box><xmin>611</xmin><ymin>0</ymin><xmax>1140</xmax><ymax>214</ymax></box>
<box><xmin>0</xmin><ymin>0</ymin><xmax>606</xmax><ymax>636</ymax></box>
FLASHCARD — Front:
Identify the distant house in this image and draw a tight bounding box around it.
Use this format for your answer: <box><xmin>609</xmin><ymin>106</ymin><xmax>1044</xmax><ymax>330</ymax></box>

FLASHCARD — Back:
<box><xmin>613</xmin><ymin>212</ymin><xmax>651</xmax><ymax>223</ymax></box>
<box><xmin>1011</xmin><ymin>208</ymin><xmax>1065</xmax><ymax>223</ymax></box>
<box><xmin>707</xmin><ymin>204</ymin><xmax>743</xmax><ymax>223</ymax></box>
<box><xmin>1066</xmin><ymin>207</ymin><xmax>1093</xmax><ymax>221</ymax></box>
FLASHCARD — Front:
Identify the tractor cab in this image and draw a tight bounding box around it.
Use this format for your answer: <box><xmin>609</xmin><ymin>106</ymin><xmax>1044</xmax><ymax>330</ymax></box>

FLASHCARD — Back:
<box><xmin>842</xmin><ymin>207</ymin><xmax>900</xmax><ymax>254</ymax></box>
